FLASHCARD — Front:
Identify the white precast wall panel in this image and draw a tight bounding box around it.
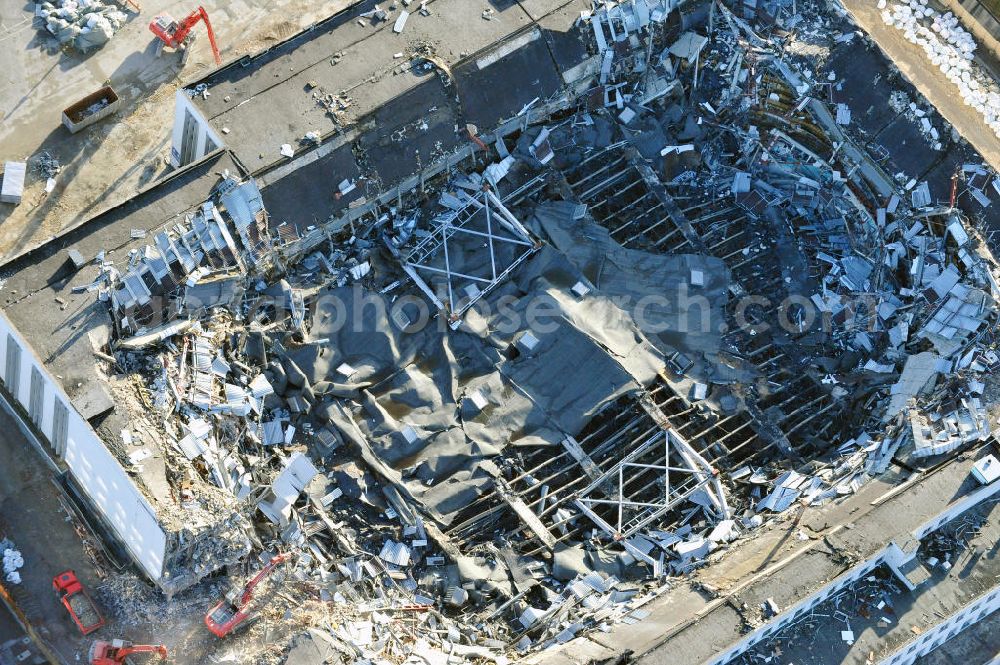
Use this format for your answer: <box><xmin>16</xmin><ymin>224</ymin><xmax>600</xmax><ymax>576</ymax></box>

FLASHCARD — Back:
<box><xmin>170</xmin><ymin>90</ymin><xmax>225</xmax><ymax>167</ymax></box>
<box><xmin>62</xmin><ymin>413</ymin><xmax>166</xmax><ymax>578</ymax></box>
<box><xmin>0</xmin><ymin>311</ymin><xmax>166</xmax><ymax>580</ymax></box>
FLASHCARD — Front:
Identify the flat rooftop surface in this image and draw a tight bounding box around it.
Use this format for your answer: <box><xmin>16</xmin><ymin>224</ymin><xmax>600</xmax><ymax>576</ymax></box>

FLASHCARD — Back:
<box><xmin>551</xmin><ymin>449</ymin><xmax>999</xmax><ymax>665</ymax></box>
<box><xmin>839</xmin><ymin>0</ymin><xmax>1000</xmax><ymax>176</ymax></box>
<box><xmin>188</xmin><ymin>0</ymin><xmax>590</xmax><ymax>177</ymax></box>
<box><xmin>0</xmin><ymin>0</ymin><xmax>356</xmax><ymax>264</ymax></box>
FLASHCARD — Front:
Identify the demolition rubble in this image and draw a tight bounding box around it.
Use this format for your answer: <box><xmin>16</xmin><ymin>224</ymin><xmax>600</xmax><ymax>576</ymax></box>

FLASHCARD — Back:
<box><xmin>27</xmin><ymin>0</ymin><xmax>1000</xmax><ymax>662</ymax></box>
<box><xmin>35</xmin><ymin>0</ymin><xmax>131</xmax><ymax>52</ymax></box>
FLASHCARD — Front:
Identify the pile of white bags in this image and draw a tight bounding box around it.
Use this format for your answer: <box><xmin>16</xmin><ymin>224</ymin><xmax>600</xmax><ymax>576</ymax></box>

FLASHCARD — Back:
<box><xmin>37</xmin><ymin>0</ymin><xmax>128</xmax><ymax>52</ymax></box>
<box><xmin>879</xmin><ymin>0</ymin><xmax>1000</xmax><ymax>138</ymax></box>
<box><xmin>3</xmin><ymin>548</ymin><xmax>24</xmax><ymax>585</ymax></box>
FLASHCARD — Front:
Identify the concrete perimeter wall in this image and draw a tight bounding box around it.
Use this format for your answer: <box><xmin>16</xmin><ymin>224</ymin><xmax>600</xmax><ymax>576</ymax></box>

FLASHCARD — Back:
<box><xmin>0</xmin><ymin>310</ymin><xmax>165</xmax><ymax>581</ymax></box>
<box><xmin>879</xmin><ymin>583</ymin><xmax>1000</xmax><ymax>665</ymax></box>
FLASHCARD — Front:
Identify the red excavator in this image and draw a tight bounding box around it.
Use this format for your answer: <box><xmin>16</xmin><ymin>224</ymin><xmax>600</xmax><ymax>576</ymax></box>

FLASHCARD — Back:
<box><xmin>89</xmin><ymin>640</ymin><xmax>167</xmax><ymax>665</ymax></box>
<box><xmin>204</xmin><ymin>553</ymin><xmax>291</xmax><ymax>637</ymax></box>
<box><xmin>149</xmin><ymin>6</ymin><xmax>221</xmax><ymax>66</ymax></box>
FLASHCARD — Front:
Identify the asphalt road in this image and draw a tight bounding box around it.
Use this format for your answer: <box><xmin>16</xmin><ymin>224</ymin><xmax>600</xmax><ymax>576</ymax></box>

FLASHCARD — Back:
<box><xmin>0</xmin><ymin>604</ymin><xmax>23</xmax><ymax>647</ymax></box>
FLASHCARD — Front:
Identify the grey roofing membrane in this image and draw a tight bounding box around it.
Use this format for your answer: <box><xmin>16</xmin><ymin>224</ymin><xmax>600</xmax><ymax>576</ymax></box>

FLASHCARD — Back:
<box><xmin>277</xmin><ymin>234</ymin><xmax>671</xmax><ymax>524</ymax></box>
<box><xmin>530</xmin><ymin>201</ymin><xmax>730</xmax><ymax>356</ymax></box>
<box><xmin>260</xmin><ymin>142</ymin><xmax>361</xmax><ymax>228</ymax></box>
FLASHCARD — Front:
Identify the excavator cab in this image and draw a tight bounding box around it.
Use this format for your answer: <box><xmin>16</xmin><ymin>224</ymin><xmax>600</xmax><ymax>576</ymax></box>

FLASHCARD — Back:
<box><xmin>205</xmin><ymin>553</ymin><xmax>291</xmax><ymax>637</ymax></box>
<box><xmin>89</xmin><ymin>640</ymin><xmax>167</xmax><ymax>665</ymax></box>
<box><xmin>149</xmin><ymin>15</ymin><xmax>179</xmax><ymax>41</ymax></box>
<box><xmin>148</xmin><ymin>6</ymin><xmax>221</xmax><ymax>65</ymax></box>
<box><xmin>204</xmin><ymin>596</ymin><xmax>240</xmax><ymax>633</ymax></box>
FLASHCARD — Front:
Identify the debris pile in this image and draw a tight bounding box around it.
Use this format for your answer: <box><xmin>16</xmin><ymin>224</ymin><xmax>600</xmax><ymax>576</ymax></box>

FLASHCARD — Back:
<box><xmin>80</xmin><ymin>99</ymin><xmax>110</xmax><ymax>119</ymax></box>
<box><xmin>37</xmin><ymin>0</ymin><xmax>129</xmax><ymax>52</ymax></box>
<box><xmin>1</xmin><ymin>542</ymin><xmax>24</xmax><ymax>586</ymax></box>
<box><xmin>34</xmin><ymin>152</ymin><xmax>60</xmax><ymax>179</ymax></box>
<box><xmin>66</xmin><ymin>0</ymin><xmax>1000</xmax><ymax>660</ymax></box>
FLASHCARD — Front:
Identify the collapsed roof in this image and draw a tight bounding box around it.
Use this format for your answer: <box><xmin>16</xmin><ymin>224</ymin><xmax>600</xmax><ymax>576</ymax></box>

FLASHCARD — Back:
<box><xmin>3</xmin><ymin>0</ymin><xmax>1000</xmax><ymax>661</ymax></box>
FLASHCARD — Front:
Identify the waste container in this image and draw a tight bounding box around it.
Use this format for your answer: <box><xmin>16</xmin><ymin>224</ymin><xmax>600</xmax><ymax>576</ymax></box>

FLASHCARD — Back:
<box><xmin>62</xmin><ymin>86</ymin><xmax>121</xmax><ymax>134</ymax></box>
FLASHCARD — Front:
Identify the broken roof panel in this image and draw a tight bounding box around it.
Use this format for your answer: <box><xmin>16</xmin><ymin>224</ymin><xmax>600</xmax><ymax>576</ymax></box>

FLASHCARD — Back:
<box><xmin>668</xmin><ymin>32</ymin><xmax>709</xmax><ymax>64</ymax></box>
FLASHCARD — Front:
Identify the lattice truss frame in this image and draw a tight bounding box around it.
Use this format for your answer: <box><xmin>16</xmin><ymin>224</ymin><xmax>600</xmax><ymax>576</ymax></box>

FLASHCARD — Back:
<box><xmin>574</xmin><ymin>428</ymin><xmax>730</xmax><ymax>543</ymax></box>
<box><xmin>394</xmin><ymin>188</ymin><xmax>537</xmax><ymax>320</ymax></box>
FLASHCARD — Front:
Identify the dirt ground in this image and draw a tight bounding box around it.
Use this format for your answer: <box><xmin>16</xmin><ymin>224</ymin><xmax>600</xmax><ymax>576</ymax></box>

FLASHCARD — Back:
<box><xmin>0</xmin><ymin>0</ymin><xmax>355</xmax><ymax>263</ymax></box>
<box><xmin>91</xmin><ymin>568</ymin><xmax>304</xmax><ymax>665</ymax></box>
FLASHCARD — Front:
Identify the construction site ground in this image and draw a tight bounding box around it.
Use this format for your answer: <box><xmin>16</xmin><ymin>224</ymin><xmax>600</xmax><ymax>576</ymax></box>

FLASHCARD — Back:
<box><xmin>0</xmin><ymin>0</ymin><xmax>355</xmax><ymax>263</ymax></box>
<box><xmin>0</xmin><ymin>398</ymin><xmax>101</xmax><ymax>663</ymax></box>
<box><xmin>0</xmin><ymin>387</ymin><xmax>313</xmax><ymax>664</ymax></box>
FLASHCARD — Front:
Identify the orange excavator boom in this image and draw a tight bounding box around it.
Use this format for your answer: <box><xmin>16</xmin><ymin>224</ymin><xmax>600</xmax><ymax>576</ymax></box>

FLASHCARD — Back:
<box><xmin>193</xmin><ymin>7</ymin><xmax>221</xmax><ymax>66</ymax></box>
<box><xmin>89</xmin><ymin>639</ymin><xmax>168</xmax><ymax>664</ymax></box>
<box><xmin>205</xmin><ymin>553</ymin><xmax>291</xmax><ymax>637</ymax></box>
<box><xmin>149</xmin><ymin>6</ymin><xmax>221</xmax><ymax>65</ymax></box>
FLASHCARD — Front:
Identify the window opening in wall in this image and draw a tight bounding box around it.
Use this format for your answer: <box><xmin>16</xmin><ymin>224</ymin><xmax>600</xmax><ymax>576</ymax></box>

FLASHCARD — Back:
<box><xmin>29</xmin><ymin>366</ymin><xmax>43</xmax><ymax>426</ymax></box>
<box><xmin>180</xmin><ymin>108</ymin><xmax>199</xmax><ymax>165</ymax></box>
<box><xmin>52</xmin><ymin>399</ymin><xmax>69</xmax><ymax>456</ymax></box>
<box><xmin>5</xmin><ymin>334</ymin><xmax>21</xmax><ymax>395</ymax></box>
